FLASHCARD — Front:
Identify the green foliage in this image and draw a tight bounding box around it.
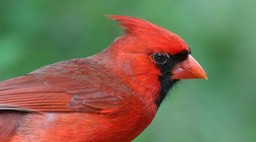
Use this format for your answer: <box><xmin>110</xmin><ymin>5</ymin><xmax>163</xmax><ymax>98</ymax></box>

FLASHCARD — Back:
<box><xmin>0</xmin><ymin>1</ymin><xmax>255</xmax><ymax>142</ymax></box>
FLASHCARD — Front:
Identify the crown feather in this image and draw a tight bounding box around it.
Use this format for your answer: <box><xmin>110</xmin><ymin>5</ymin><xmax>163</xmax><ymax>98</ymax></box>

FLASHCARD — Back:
<box><xmin>107</xmin><ymin>15</ymin><xmax>159</xmax><ymax>34</ymax></box>
<box><xmin>107</xmin><ymin>15</ymin><xmax>189</xmax><ymax>55</ymax></box>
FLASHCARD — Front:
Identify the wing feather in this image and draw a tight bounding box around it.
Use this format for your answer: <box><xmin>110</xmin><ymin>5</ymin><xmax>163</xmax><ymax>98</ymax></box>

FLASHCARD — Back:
<box><xmin>0</xmin><ymin>60</ymin><xmax>128</xmax><ymax>113</ymax></box>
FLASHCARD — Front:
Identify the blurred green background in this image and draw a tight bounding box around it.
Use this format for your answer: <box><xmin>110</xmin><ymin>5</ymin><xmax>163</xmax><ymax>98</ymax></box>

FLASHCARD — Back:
<box><xmin>0</xmin><ymin>0</ymin><xmax>255</xmax><ymax>142</ymax></box>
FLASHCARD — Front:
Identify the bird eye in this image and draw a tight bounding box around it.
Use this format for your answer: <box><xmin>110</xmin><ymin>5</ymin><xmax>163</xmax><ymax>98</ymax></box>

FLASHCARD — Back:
<box><xmin>152</xmin><ymin>53</ymin><xmax>169</xmax><ymax>65</ymax></box>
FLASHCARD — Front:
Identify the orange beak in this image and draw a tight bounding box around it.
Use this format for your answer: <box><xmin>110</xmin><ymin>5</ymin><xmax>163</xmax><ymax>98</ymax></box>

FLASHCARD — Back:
<box><xmin>171</xmin><ymin>55</ymin><xmax>207</xmax><ymax>80</ymax></box>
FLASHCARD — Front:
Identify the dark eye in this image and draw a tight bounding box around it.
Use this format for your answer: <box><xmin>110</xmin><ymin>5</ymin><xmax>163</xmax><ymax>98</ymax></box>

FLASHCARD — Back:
<box><xmin>152</xmin><ymin>53</ymin><xmax>169</xmax><ymax>65</ymax></box>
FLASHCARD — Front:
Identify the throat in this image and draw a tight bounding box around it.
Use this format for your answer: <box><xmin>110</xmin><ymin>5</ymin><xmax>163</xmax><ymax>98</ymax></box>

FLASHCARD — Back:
<box><xmin>155</xmin><ymin>75</ymin><xmax>179</xmax><ymax>107</ymax></box>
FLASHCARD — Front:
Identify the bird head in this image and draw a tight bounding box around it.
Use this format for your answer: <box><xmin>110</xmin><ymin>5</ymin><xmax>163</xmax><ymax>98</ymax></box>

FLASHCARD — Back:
<box><xmin>105</xmin><ymin>15</ymin><xmax>207</xmax><ymax>106</ymax></box>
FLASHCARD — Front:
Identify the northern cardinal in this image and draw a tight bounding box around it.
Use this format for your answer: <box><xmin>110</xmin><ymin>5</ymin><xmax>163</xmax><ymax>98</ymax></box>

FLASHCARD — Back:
<box><xmin>0</xmin><ymin>15</ymin><xmax>207</xmax><ymax>142</ymax></box>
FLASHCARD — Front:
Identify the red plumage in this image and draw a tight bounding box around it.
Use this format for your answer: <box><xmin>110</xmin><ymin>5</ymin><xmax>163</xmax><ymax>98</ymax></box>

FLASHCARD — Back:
<box><xmin>0</xmin><ymin>15</ymin><xmax>207</xmax><ymax>142</ymax></box>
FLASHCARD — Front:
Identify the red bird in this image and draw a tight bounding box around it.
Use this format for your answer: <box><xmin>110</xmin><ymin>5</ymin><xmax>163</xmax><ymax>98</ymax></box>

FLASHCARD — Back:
<box><xmin>0</xmin><ymin>15</ymin><xmax>207</xmax><ymax>142</ymax></box>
